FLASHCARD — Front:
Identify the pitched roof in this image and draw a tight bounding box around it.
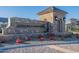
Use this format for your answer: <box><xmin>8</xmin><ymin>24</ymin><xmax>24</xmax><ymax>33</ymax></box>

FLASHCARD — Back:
<box><xmin>37</xmin><ymin>6</ymin><xmax>68</xmax><ymax>15</ymax></box>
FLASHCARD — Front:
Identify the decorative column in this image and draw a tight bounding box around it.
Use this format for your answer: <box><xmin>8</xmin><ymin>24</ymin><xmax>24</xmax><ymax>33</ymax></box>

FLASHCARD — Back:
<box><xmin>61</xmin><ymin>17</ymin><xmax>66</xmax><ymax>32</ymax></box>
<box><xmin>44</xmin><ymin>19</ymin><xmax>51</xmax><ymax>32</ymax></box>
<box><xmin>53</xmin><ymin>16</ymin><xmax>59</xmax><ymax>32</ymax></box>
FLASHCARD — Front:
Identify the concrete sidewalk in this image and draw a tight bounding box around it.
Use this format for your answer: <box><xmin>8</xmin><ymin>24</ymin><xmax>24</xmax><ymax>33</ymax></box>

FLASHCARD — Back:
<box><xmin>47</xmin><ymin>45</ymin><xmax>76</xmax><ymax>53</ymax></box>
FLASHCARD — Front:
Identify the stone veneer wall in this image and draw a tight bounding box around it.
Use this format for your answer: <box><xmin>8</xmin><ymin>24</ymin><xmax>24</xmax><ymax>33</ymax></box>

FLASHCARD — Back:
<box><xmin>3</xmin><ymin>17</ymin><xmax>47</xmax><ymax>35</ymax></box>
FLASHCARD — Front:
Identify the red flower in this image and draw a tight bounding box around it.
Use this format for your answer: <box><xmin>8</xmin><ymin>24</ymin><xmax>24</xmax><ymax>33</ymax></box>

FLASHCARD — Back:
<box><xmin>38</xmin><ymin>35</ymin><xmax>44</xmax><ymax>41</ymax></box>
<box><xmin>28</xmin><ymin>37</ymin><xmax>32</xmax><ymax>41</ymax></box>
<box><xmin>16</xmin><ymin>37</ymin><xmax>22</xmax><ymax>43</ymax></box>
<box><xmin>76</xmin><ymin>34</ymin><xmax>79</xmax><ymax>38</ymax></box>
<box><xmin>49</xmin><ymin>33</ymin><xmax>55</xmax><ymax>40</ymax></box>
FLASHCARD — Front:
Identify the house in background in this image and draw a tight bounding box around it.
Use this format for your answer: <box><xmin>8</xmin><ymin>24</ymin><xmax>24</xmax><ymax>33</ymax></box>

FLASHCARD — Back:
<box><xmin>66</xmin><ymin>18</ymin><xmax>79</xmax><ymax>32</ymax></box>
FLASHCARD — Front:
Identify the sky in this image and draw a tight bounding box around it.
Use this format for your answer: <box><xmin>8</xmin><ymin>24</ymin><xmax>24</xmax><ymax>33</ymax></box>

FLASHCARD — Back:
<box><xmin>0</xmin><ymin>6</ymin><xmax>79</xmax><ymax>23</ymax></box>
<box><xmin>0</xmin><ymin>6</ymin><xmax>47</xmax><ymax>20</ymax></box>
<box><xmin>56</xmin><ymin>6</ymin><xmax>79</xmax><ymax>23</ymax></box>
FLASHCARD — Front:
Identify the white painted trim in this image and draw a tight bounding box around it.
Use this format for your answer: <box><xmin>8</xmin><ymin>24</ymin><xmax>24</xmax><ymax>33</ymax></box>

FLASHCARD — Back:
<box><xmin>1</xmin><ymin>28</ymin><xmax>4</xmax><ymax>35</ymax></box>
<box><xmin>6</xmin><ymin>17</ymin><xmax>11</xmax><ymax>28</ymax></box>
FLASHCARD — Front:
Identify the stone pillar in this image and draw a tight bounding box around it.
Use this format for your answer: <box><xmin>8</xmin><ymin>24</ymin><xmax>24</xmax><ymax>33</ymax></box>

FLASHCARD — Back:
<box><xmin>61</xmin><ymin>17</ymin><xmax>65</xmax><ymax>32</ymax></box>
<box><xmin>53</xmin><ymin>18</ymin><xmax>65</xmax><ymax>32</ymax></box>
<box><xmin>58</xmin><ymin>19</ymin><xmax>62</xmax><ymax>32</ymax></box>
<box><xmin>50</xmin><ymin>23</ymin><xmax>54</xmax><ymax>32</ymax></box>
<box><xmin>53</xmin><ymin>20</ymin><xmax>58</xmax><ymax>32</ymax></box>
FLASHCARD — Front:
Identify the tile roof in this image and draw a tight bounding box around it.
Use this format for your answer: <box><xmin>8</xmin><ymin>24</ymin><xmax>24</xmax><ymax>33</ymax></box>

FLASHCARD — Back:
<box><xmin>37</xmin><ymin>6</ymin><xmax>68</xmax><ymax>15</ymax></box>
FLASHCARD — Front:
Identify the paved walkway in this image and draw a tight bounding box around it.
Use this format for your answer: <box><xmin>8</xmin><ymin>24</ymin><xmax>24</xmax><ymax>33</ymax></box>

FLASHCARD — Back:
<box><xmin>2</xmin><ymin>46</ymin><xmax>62</xmax><ymax>53</ymax></box>
<box><xmin>2</xmin><ymin>44</ymin><xmax>79</xmax><ymax>53</ymax></box>
<box><xmin>47</xmin><ymin>45</ymin><xmax>76</xmax><ymax>53</ymax></box>
<box><xmin>55</xmin><ymin>44</ymin><xmax>79</xmax><ymax>52</ymax></box>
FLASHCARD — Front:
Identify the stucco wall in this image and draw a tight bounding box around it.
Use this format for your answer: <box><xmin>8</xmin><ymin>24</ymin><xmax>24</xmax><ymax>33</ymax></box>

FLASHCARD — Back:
<box><xmin>39</xmin><ymin>12</ymin><xmax>53</xmax><ymax>23</ymax></box>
